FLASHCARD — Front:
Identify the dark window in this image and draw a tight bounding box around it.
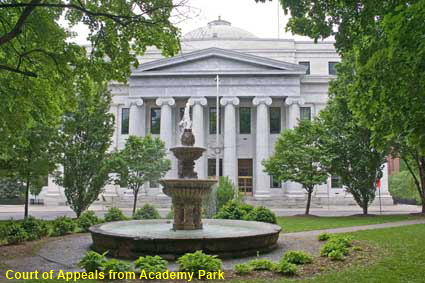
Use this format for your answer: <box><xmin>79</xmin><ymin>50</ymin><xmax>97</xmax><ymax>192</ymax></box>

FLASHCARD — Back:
<box><xmin>209</xmin><ymin>107</ymin><xmax>221</xmax><ymax>134</ymax></box>
<box><xmin>270</xmin><ymin>176</ymin><xmax>282</xmax><ymax>188</ymax></box>
<box><xmin>328</xmin><ymin>62</ymin><xmax>338</xmax><ymax>75</ymax></box>
<box><xmin>270</xmin><ymin>107</ymin><xmax>281</xmax><ymax>134</ymax></box>
<box><xmin>179</xmin><ymin>107</ymin><xmax>192</xmax><ymax>121</ymax></box>
<box><xmin>239</xmin><ymin>107</ymin><xmax>251</xmax><ymax>134</ymax></box>
<box><xmin>299</xmin><ymin>61</ymin><xmax>310</xmax><ymax>75</ymax></box>
<box><xmin>331</xmin><ymin>175</ymin><xmax>342</xmax><ymax>188</ymax></box>
<box><xmin>121</xmin><ymin>108</ymin><xmax>129</xmax><ymax>135</ymax></box>
<box><xmin>300</xmin><ymin>107</ymin><xmax>312</xmax><ymax>121</ymax></box>
<box><xmin>150</xmin><ymin>108</ymin><xmax>161</xmax><ymax>134</ymax></box>
<box><xmin>208</xmin><ymin>158</ymin><xmax>223</xmax><ymax>177</ymax></box>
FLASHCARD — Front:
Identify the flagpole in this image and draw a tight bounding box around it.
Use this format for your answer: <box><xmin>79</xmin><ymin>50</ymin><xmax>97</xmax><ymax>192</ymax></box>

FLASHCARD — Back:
<box><xmin>216</xmin><ymin>75</ymin><xmax>220</xmax><ymax>179</ymax></box>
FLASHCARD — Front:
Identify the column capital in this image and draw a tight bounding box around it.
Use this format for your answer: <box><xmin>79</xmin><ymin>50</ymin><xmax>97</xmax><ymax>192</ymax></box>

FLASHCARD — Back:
<box><xmin>285</xmin><ymin>97</ymin><xmax>305</xmax><ymax>106</ymax></box>
<box><xmin>188</xmin><ymin>97</ymin><xmax>207</xmax><ymax>106</ymax></box>
<box><xmin>130</xmin><ymin>97</ymin><xmax>144</xmax><ymax>107</ymax></box>
<box><xmin>156</xmin><ymin>97</ymin><xmax>175</xmax><ymax>107</ymax></box>
<box><xmin>252</xmin><ymin>96</ymin><xmax>272</xmax><ymax>106</ymax></box>
<box><xmin>220</xmin><ymin>96</ymin><xmax>240</xmax><ymax>106</ymax></box>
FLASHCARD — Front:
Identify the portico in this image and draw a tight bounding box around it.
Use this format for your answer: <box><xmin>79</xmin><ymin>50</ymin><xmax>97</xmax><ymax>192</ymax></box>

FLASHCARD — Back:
<box><xmin>119</xmin><ymin>47</ymin><xmax>308</xmax><ymax>199</ymax></box>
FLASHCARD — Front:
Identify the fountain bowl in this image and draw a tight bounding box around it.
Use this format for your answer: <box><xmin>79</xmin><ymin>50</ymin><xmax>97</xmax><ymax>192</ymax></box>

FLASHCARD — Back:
<box><xmin>89</xmin><ymin>219</ymin><xmax>281</xmax><ymax>260</ymax></box>
<box><xmin>170</xmin><ymin>146</ymin><xmax>205</xmax><ymax>161</ymax></box>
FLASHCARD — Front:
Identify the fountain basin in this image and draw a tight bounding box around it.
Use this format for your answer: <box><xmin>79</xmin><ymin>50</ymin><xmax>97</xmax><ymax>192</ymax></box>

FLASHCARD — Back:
<box><xmin>89</xmin><ymin>219</ymin><xmax>281</xmax><ymax>259</ymax></box>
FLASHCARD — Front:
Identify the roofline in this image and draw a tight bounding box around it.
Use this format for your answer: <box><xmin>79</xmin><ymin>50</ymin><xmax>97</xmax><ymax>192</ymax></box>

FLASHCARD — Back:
<box><xmin>133</xmin><ymin>47</ymin><xmax>307</xmax><ymax>74</ymax></box>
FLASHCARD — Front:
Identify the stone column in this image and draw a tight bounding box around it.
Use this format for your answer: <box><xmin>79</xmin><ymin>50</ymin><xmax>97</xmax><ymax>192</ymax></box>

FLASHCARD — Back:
<box><xmin>220</xmin><ymin>97</ymin><xmax>240</xmax><ymax>186</ymax></box>
<box><xmin>285</xmin><ymin>97</ymin><xmax>306</xmax><ymax>197</ymax></box>
<box><xmin>189</xmin><ymin>97</ymin><xmax>207</xmax><ymax>179</ymax></box>
<box><xmin>285</xmin><ymin>97</ymin><xmax>305</xmax><ymax>128</ymax></box>
<box><xmin>129</xmin><ymin>97</ymin><xmax>145</xmax><ymax>137</ymax></box>
<box><xmin>253</xmin><ymin>97</ymin><xmax>273</xmax><ymax>199</ymax></box>
<box><xmin>156</xmin><ymin>97</ymin><xmax>176</xmax><ymax>178</ymax></box>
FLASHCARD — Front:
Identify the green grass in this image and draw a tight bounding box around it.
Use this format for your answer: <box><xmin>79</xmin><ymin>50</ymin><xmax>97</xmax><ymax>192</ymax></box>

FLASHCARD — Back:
<box><xmin>277</xmin><ymin>214</ymin><xmax>423</xmax><ymax>233</ymax></box>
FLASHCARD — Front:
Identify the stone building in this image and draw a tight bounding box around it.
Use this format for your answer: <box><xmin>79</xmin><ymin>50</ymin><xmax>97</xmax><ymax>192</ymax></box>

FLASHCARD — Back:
<box><xmin>40</xmin><ymin>18</ymin><xmax>393</xmax><ymax>208</ymax></box>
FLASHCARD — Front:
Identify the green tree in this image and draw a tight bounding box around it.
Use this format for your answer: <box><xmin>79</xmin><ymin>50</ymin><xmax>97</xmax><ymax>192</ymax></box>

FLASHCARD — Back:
<box><xmin>54</xmin><ymin>78</ymin><xmax>114</xmax><ymax>217</ymax></box>
<box><xmin>0</xmin><ymin>123</ymin><xmax>58</xmax><ymax>218</ymax></box>
<box><xmin>263</xmin><ymin>120</ymin><xmax>329</xmax><ymax>215</ymax></box>
<box><xmin>260</xmin><ymin>0</ymin><xmax>425</xmax><ymax>213</ymax></box>
<box><xmin>318</xmin><ymin>58</ymin><xmax>387</xmax><ymax>215</ymax></box>
<box><xmin>0</xmin><ymin>0</ymin><xmax>182</xmax><ymax>160</ymax></box>
<box><xmin>112</xmin><ymin>135</ymin><xmax>171</xmax><ymax>216</ymax></box>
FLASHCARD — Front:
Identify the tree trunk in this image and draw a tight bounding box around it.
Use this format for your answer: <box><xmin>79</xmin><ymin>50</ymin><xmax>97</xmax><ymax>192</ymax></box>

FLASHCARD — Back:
<box><xmin>362</xmin><ymin>205</ymin><xmax>368</xmax><ymax>215</ymax></box>
<box><xmin>24</xmin><ymin>177</ymin><xmax>30</xmax><ymax>219</ymax></box>
<box><xmin>305</xmin><ymin>188</ymin><xmax>312</xmax><ymax>215</ymax></box>
<box><xmin>132</xmin><ymin>191</ymin><xmax>139</xmax><ymax>216</ymax></box>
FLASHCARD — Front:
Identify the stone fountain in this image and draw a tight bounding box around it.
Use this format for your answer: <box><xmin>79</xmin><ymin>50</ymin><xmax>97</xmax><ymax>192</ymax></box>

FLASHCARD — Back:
<box><xmin>89</xmin><ymin>101</ymin><xmax>281</xmax><ymax>259</ymax></box>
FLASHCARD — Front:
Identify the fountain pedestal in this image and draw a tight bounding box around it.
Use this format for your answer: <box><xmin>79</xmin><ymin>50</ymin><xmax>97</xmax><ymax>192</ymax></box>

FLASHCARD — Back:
<box><xmin>161</xmin><ymin>128</ymin><xmax>216</xmax><ymax>230</ymax></box>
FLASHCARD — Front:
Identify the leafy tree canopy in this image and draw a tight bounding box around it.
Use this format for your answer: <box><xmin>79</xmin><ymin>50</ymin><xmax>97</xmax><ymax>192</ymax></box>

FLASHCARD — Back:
<box><xmin>112</xmin><ymin>135</ymin><xmax>171</xmax><ymax>215</ymax></box>
<box><xmin>0</xmin><ymin>0</ymin><xmax>183</xmax><ymax>159</ymax></box>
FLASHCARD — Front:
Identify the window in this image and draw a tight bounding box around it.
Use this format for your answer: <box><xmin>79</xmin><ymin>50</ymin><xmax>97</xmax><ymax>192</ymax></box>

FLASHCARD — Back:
<box><xmin>328</xmin><ymin>62</ymin><xmax>338</xmax><ymax>75</ymax></box>
<box><xmin>208</xmin><ymin>159</ymin><xmax>223</xmax><ymax>177</ymax></box>
<box><xmin>270</xmin><ymin>107</ymin><xmax>281</xmax><ymax>134</ymax></box>
<box><xmin>150</xmin><ymin>108</ymin><xmax>161</xmax><ymax>134</ymax></box>
<box><xmin>121</xmin><ymin>108</ymin><xmax>129</xmax><ymax>135</ymax></box>
<box><xmin>209</xmin><ymin>107</ymin><xmax>221</xmax><ymax>134</ymax></box>
<box><xmin>331</xmin><ymin>175</ymin><xmax>343</xmax><ymax>188</ymax></box>
<box><xmin>270</xmin><ymin>176</ymin><xmax>282</xmax><ymax>188</ymax></box>
<box><xmin>299</xmin><ymin>61</ymin><xmax>310</xmax><ymax>75</ymax></box>
<box><xmin>300</xmin><ymin>107</ymin><xmax>312</xmax><ymax>121</ymax></box>
<box><xmin>239</xmin><ymin>107</ymin><xmax>251</xmax><ymax>134</ymax></box>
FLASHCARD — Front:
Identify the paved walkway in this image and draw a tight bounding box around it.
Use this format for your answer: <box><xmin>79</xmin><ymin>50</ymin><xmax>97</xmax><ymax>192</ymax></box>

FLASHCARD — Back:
<box><xmin>0</xmin><ymin>204</ymin><xmax>422</xmax><ymax>220</ymax></box>
<box><xmin>1</xmin><ymin>218</ymin><xmax>424</xmax><ymax>279</ymax></box>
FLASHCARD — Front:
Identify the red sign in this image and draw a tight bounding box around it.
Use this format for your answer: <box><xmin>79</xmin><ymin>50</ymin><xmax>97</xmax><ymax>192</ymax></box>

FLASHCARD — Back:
<box><xmin>376</xmin><ymin>179</ymin><xmax>381</xmax><ymax>190</ymax></box>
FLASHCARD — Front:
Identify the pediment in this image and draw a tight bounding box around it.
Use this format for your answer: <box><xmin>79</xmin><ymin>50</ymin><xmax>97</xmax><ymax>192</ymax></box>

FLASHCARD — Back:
<box><xmin>132</xmin><ymin>47</ymin><xmax>307</xmax><ymax>76</ymax></box>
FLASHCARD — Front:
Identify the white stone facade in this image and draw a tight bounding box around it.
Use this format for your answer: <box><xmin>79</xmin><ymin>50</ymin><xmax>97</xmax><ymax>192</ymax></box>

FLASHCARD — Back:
<box><xmin>39</xmin><ymin>19</ymin><xmax>393</xmax><ymax>207</ymax></box>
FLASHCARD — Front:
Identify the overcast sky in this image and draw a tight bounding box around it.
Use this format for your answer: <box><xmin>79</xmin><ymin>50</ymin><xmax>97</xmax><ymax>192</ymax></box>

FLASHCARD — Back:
<box><xmin>66</xmin><ymin>0</ymin><xmax>311</xmax><ymax>44</ymax></box>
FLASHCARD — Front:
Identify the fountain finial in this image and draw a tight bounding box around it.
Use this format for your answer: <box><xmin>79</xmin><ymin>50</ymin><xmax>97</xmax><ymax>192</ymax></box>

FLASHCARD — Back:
<box><xmin>179</xmin><ymin>101</ymin><xmax>195</xmax><ymax>146</ymax></box>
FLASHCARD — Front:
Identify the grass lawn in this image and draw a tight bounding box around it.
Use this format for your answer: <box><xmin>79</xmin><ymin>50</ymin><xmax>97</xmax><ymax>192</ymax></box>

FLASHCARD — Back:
<box><xmin>277</xmin><ymin>214</ymin><xmax>423</xmax><ymax>233</ymax></box>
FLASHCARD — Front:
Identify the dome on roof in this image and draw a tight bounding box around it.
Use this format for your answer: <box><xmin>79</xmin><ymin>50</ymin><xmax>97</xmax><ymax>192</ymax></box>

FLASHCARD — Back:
<box><xmin>183</xmin><ymin>17</ymin><xmax>258</xmax><ymax>40</ymax></box>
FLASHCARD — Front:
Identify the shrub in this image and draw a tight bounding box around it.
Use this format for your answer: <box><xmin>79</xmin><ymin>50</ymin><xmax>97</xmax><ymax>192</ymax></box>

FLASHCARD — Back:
<box><xmin>282</xmin><ymin>251</ymin><xmax>313</xmax><ymax>265</ymax></box>
<box><xmin>51</xmin><ymin>216</ymin><xmax>77</xmax><ymax>236</ymax></box>
<box><xmin>5</xmin><ymin>222</ymin><xmax>28</xmax><ymax>244</ymax></box>
<box><xmin>234</xmin><ymin>263</ymin><xmax>253</xmax><ymax>275</ymax></box>
<box><xmin>166</xmin><ymin>209</ymin><xmax>174</xmax><ymax>219</ymax></box>
<box><xmin>78</xmin><ymin>211</ymin><xmax>101</xmax><ymax>232</ymax></box>
<box><xmin>104</xmin><ymin>207</ymin><xmax>127</xmax><ymax>222</ymax></box>
<box><xmin>134</xmin><ymin>255</ymin><xmax>167</xmax><ymax>273</ymax></box>
<box><xmin>177</xmin><ymin>251</ymin><xmax>221</xmax><ymax>273</ymax></box>
<box><xmin>273</xmin><ymin>260</ymin><xmax>297</xmax><ymax>276</ymax></box>
<box><xmin>246</xmin><ymin>258</ymin><xmax>276</xmax><ymax>271</ymax></box>
<box><xmin>102</xmin><ymin>259</ymin><xmax>132</xmax><ymax>273</ymax></box>
<box><xmin>332</xmin><ymin>236</ymin><xmax>353</xmax><ymax>248</ymax></box>
<box><xmin>318</xmin><ymin>233</ymin><xmax>331</xmax><ymax>241</ymax></box>
<box><xmin>21</xmin><ymin>217</ymin><xmax>49</xmax><ymax>240</ymax></box>
<box><xmin>216</xmin><ymin>177</ymin><xmax>237</xmax><ymax>212</ymax></box>
<box><xmin>244</xmin><ymin>206</ymin><xmax>277</xmax><ymax>224</ymax></box>
<box><xmin>213</xmin><ymin>200</ymin><xmax>254</xmax><ymax>220</ymax></box>
<box><xmin>328</xmin><ymin>250</ymin><xmax>345</xmax><ymax>261</ymax></box>
<box><xmin>320</xmin><ymin>239</ymin><xmax>349</xmax><ymax>257</ymax></box>
<box><xmin>133</xmin><ymin>204</ymin><xmax>161</xmax><ymax>220</ymax></box>
<box><xmin>78</xmin><ymin>251</ymin><xmax>108</xmax><ymax>272</ymax></box>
